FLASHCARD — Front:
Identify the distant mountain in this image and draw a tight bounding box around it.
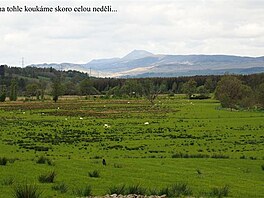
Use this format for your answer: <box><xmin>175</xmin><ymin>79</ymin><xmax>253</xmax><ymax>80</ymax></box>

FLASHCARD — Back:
<box><xmin>28</xmin><ymin>50</ymin><xmax>264</xmax><ymax>77</ymax></box>
<box><xmin>122</xmin><ymin>49</ymin><xmax>154</xmax><ymax>60</ymax></box>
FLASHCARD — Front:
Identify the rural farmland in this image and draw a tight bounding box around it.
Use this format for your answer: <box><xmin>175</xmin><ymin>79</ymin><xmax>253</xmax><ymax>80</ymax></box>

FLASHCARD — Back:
<box><xmin>0</xmin><ymin>96</ymin><xmax>263</xmax><ymax>197</ymax></box>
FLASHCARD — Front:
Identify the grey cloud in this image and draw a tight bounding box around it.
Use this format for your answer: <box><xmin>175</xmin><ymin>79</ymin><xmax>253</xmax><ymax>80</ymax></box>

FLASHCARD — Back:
<box><xmin>0</xmin><ymin>0</ymin><xmax>263</xmax><ymax>66</ymax></box>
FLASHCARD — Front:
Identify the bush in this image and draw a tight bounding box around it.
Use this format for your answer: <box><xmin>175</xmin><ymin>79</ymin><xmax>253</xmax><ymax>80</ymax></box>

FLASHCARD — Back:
<box><xmin>108</xmin><ymin>184</ymin><xmax>126</xmax><ymax>195</ymax></box>
<box><xmin>13</xmin><ymin>183</ymin><xmax>42</xmax><ymax>198</ymax></box>
<box><xmin>88</xmin><ymin>170</ymin><xmax>100</xmax><ymax>178</ymax></box>
<box><xmin>261</xmin><ymin>164</ymin><xmax>264</xmax><ymax>171</ymax></box>
<box><xmin>38</xmin><ymin>171</ymin><xmax>56</xmax><ymax>183</ymax></box>
<box><xmin>52</xmin><ymin>182</ymin><xmax>68</xmax><ymax>193</ymax></box>
<box><xmin>0</xmin><ymin>157</ymin><xmax>8</xmax><ymax>165</ymax></box>
<box><xmin>73</xmin><ymin>185</ymin><xmax>92</xmax><ymax>197</ymax></box>
<box><xmin>210</xmin><ymin>185</ymin><xmax>229</xmax><ymax>198</ymax></box>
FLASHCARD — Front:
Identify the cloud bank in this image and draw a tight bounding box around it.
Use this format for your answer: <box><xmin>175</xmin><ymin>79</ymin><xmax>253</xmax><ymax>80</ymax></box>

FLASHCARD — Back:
<box><xmin>0</xmin><ymin>0</ymin><xmax>264</xmax><ymax>66</ymax></box>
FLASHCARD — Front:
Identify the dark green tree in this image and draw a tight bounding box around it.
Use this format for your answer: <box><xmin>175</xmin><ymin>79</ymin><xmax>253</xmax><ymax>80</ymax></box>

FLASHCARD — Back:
<box><xmin>238</xmin><ymin>85</ymin><xmax>255</xmax><ymax>108</ymax></box>
<box><xmin>171</xmin><ymin>82</ymin><xmax>178</xmax><ymax>93</ymax></box>
<box><xmin>107</xmin><ymin>86</ymin><xmax>122</xmax><ymax>98</ymax></box>
<box><xmin>142</xmin><ymin>79</ymin><xmax>160</xmax><ymax>105</ymax></box>
<box><xmin>197</xmin><ymin>85</ymin><xmax>209</xmax><ymax>96</ymax></box>
<box><xmin>120</xmin><ymin>80</ymin><xmax>143</xmax><ymax>98</ymax></box>
<box><xmin>204</xmin><ymin>77</ymin><xmax>216</xmax><ymax>92</ymax></box>
<box><xmin>9</xmin><ymin>79</ymin><xmax>18</xmax><ymax>101</ymax></box>
<box><xmin>159</xmin><ymin>81</ymin><xmax>168</xmax><ymax>93</ymax></box>
<box><xmin>256</xmin><ymin>83</ymin><xmax>264</xmax><ymax>108</ymax></box>
<box><xmin>39</xmin><ymin>80</ymin><xmax>47</xmax><ymax>101</ymax></box>
<box><xmin>215</xmin><ymin>76</ymin><xmax>244</xmax><ymax>109</ymax></box>
<box><xmin>182</xmin><ymin>79</ymin><xmax>197</xmax><ymax>98</ymax></box>
<box><xmin>79</xmin><ymin>78</ymin><xmax>99</xmax><ymax>98</ymax></box>
<box><xmin>26</xmin><ymin>83</ymin><xmax>40</xmax><ymax>98</ymax></box>
<box><xmin>51</xmin><ymin>77</ymin><xmax>64</xmax><ymax>102</ymax></box>
<box><xmin>0</xmin><ymin>85</ymin><xmax>6</xmax><ymax>102</ymax></box>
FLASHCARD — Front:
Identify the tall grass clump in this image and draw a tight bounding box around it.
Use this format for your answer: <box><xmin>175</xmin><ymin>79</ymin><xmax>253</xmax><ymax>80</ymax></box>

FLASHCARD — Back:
<box><xmin>13</xmin><ymin>183</ymin><xmax>42</xmax><ymax>198</ymax></box>
<box><xmin>52</xmin><ymin>182</ymin><xmax>68</xmax><ymax>193</ymax></box>
<box><xmin>158</xmin><ymin>187</ymin><xmax>170</xmax><ymax>196</ymax></box>
<box><xmin>36</xmin><ymin>156</ymin><xmax>47</xmax><ymax>164</ymax></box>
<box><xmin>147</xmin><ymin>188</ymin><xmax>159</xmax><ymax>196</ymax></box>
<box><xmin>108</xmin><ymin>184</ymin><xmax>126</xmax><ymax>195</ymax></box>
<box><xmin>88</xmin><ymin>170</ymin><xmax>100</xmax><ymax>178</ymax></box>
<box><xmin>2</xmin><ymin>176</ymin><xmax>15</xmax><ymax>186</ymax></box>
<box><xmin>210</xmin><ymin>185</ymin><xmax>230</xmax><ymax>198</ymax></box>
<box><xmin>36</xmin><ymin>156</ymin><xmax>54</xmax><ymax>166</ymax></box>
<box><xmin>170</xmin><ymin>182</ymin><xmax>192</xmax><ymax>197</ymax></box>
<box><xmin>38</xmin><ymin>171</ymin><xmax>56</xmax><ymax>183</ymax></box>
<box><xmin>157</xmin><ymin>182</ymin><xmax>192</xmax><ymax>197</ymax></box>
<box><xmin>73</xmin><ymin>185</ymin><xmax>92</xmax><ymax>197</ymax></box>
<box><xmin>0</xmin><ymin>157</ymin><xmax>8</xmax><ymax>165</ymax></box>
<box><xmin>127</xmin><ymin>184</ymin><xmax>146</xmax><ymax>195</ymax></box>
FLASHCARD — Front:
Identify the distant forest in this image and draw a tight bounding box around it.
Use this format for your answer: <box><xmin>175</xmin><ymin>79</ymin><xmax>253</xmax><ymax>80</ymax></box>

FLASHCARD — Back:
<box><xmin>0</xmin><ymin>65</ymin><xmax>263</xmax><ymax>108</ymax></box>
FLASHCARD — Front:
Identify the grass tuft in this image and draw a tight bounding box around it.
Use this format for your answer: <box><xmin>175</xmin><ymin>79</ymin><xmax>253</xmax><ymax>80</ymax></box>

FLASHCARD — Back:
<box><xmin>73</xmin><ymin>185</ymin><xmax>92</xmax><ymax>197</ymax></box>
<box><xmin>51</xmin><ymin>182</ymin><xmax>68</xmax><ymax>193</ymax></box>
<box><xmin>127</xmin><ymin>184</ymin><xmax>146</xmax><ymax>195</ymax></box>
<box><xmin>261</xmin><ymin>164</ymin><xmax>264</xmax><ymax>171</ymax></box>
<box><xmin>38</xmin><ymin>171</ymin><xmax>56</xmax><ymax>183</ymax></box>
<box><xmin>0</xmin><ymin>157</ymin><xmax>8</xmax><ymax>165</ymax></box>
<box><xmin>108</xmin><ymin>184</ymin><xmax>126</xmax><ymax>195</ymax></box>
<box><xmin>36</xmin><ymin>156</ymin><xmax>54</xmax><ymax>166</ymax></box>
<box><xmin>2</xmin><ymin>176</ymin><xmax>15</xmax><ymax>186</ymax></box>
<box><xmin>196</xmin><ymin>168</ymin><xmax>202</xmax><ymax>175</ymax></box>
<box><xmin>113</xmin><ymin>163</ymin><xmax>123</xmax><ymax>168</ymax></box>
<box><xmin>170</xmin><ymin>182</ymin><xmax>192</xmax><ymax>197</ymax></box>
<box><xmin>210</xmin><ymin>185</ymin><xmax>230</xmax><ymax>198</ymax></box>
<box><xmin>88</xmin><ymin>170</ymin><xmax>100</xmax><ymax>178</ymax></box>
<box><xmin>13</xmin><ymin>183</ymin><xmax>42</xmax><ymax>198</ymax></box>
<box><xmin>147</xmin><ymin>187</ymin><xmax>159</xmax><ymax>196</ymax></box>
<box><xmin>36</xmin><ymin>156</ymin><xmax>47</xmax><ymax>164</ymax></box>
<box><xmin>158</xmin><ymin>187</ymin><xmax>170</xmax><ymax>196</ymax></box>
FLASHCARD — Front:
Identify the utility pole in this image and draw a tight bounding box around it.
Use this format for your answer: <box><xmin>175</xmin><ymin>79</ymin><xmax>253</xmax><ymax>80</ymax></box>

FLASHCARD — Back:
<box><xmin>21</xmin><ymin>57</ymin><xmax>24</xmax><ymax>67</ymax></box>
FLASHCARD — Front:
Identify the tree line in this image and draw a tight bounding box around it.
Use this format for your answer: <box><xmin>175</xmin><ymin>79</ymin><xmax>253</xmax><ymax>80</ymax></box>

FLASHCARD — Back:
<box><xmin>0</xmin><ymin>65</ymin><xmax>263</xmax><ymax>109</ymax></box>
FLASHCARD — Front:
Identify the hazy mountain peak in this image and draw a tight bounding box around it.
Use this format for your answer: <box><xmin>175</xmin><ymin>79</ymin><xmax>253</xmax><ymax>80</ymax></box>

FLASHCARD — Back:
<box><xmin>122</xmin><ymin>50</ymin><xmax>154</xmax><ymax>60</ymax></box>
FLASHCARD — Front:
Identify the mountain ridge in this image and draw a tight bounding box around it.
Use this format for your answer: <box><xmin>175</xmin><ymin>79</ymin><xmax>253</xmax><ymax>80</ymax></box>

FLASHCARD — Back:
<box><xmin>28</xmin><ymin>50</ymin><xmax>264</xmax><ymax>78</ymax></box>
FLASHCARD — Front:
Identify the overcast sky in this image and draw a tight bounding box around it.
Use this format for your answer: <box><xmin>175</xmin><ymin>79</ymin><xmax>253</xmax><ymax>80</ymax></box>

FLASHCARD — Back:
<box><xmin>0</xmin><ymin>0</ymin><xmax>264</xmax><ymax>66</ymax></box>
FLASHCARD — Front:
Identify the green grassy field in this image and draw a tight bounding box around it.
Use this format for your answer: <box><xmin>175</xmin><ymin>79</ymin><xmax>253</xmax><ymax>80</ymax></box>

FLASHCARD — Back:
<box><xmin>0</xmin><ymin>96</ymin><xmax>263</xmax><ymax>197</ymax></box>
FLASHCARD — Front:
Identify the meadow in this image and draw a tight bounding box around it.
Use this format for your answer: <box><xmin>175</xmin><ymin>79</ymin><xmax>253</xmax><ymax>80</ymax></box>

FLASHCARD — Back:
<box><xmin>0</xmin><ymin>95</ymin><xmax>263</xmax><ymax>197</ymax></box>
